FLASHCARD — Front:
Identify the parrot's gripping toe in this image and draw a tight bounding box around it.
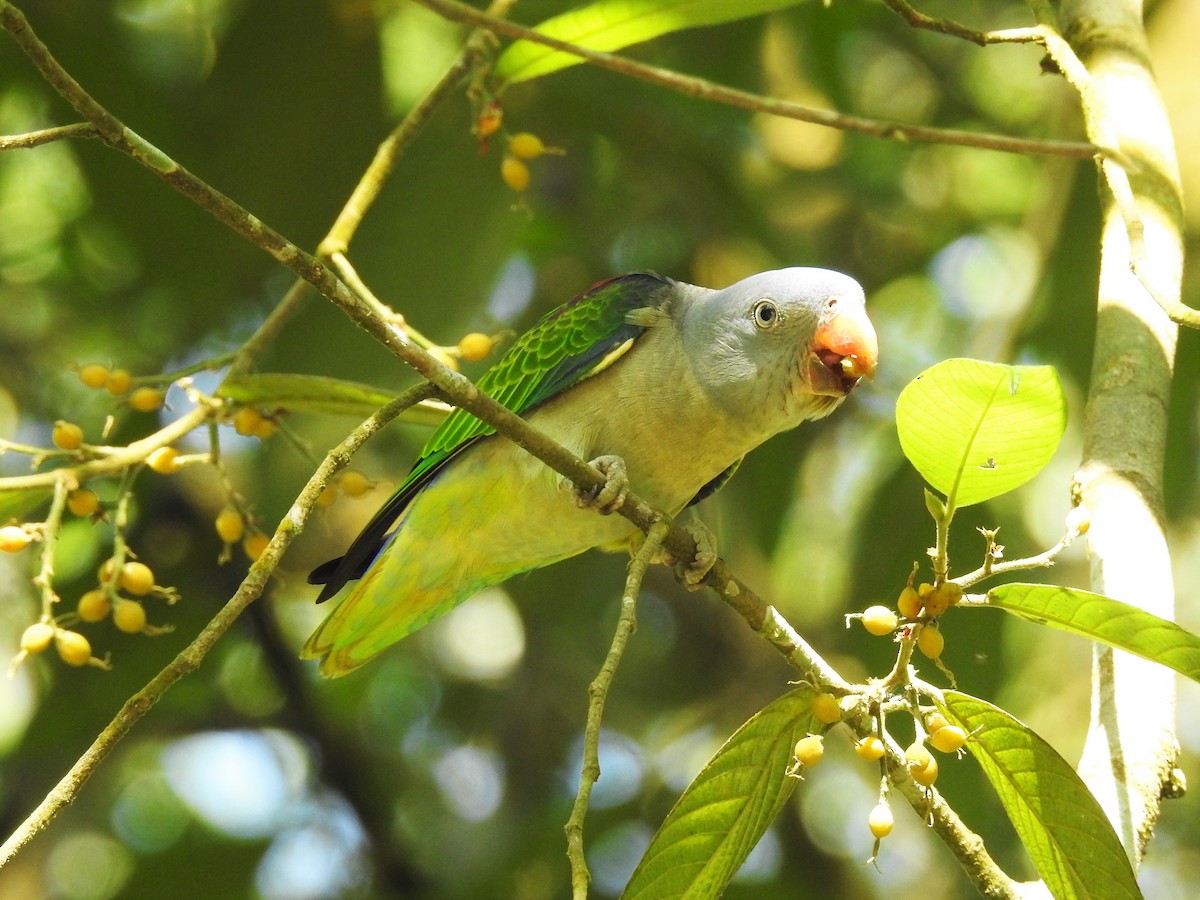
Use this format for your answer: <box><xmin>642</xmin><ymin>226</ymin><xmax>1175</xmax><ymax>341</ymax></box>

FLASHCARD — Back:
<box><xmin>570</xmin><ymin>454</ymin><xmax>629</xmax><ymax>515</ymax></box>
<box><xmin>674</xmin><ymin>517</ymin><xmax>717</xmax><ymax>589</ymax></box>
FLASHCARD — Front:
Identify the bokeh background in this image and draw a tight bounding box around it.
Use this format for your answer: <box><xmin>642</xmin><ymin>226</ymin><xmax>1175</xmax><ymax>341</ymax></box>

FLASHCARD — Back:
<box><xmin>1</xmin><ymin>0</ymin><xmax>1198</xmax><ymax>897</ymax></box>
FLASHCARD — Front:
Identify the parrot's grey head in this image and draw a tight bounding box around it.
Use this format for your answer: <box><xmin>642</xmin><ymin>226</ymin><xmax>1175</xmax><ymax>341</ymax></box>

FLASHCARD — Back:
<box><xmin>681</xmin><ymin>267</ymin><xmax>878</xmax><ymax>433</ymax></box>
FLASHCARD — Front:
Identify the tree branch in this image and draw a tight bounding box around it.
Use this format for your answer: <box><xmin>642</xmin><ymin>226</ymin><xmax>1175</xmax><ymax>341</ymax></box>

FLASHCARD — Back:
<box><xmin>411</xmin><ymin>0</ymin><xmax>1100</xmax><ymax>160</ymax></box>
<box><xmin>0</xmin><ymin>121</ymin><xmax>96</xmax><ymax>149</ymax></box>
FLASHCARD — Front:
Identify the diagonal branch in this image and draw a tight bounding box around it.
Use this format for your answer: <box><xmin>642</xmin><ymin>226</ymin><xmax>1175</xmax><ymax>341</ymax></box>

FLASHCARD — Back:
<box><xmin>412</xmin><ymin>0</ymin><xmax>1100</xmax><ymax>160</ymax></box>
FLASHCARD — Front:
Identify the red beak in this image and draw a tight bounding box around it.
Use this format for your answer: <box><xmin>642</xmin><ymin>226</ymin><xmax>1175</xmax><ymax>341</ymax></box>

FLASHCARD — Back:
<box><xmin>807</xmin><ymin>302</ymin><xmax>879</xmax><ymax>396</ymax></box>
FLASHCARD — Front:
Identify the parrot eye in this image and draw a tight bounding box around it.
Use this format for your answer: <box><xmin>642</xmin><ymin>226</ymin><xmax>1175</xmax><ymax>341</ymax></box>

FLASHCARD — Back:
<box><xmin>751</xmin><ymin>299</ymin><xmax>780</xmax><ymax>329</ymax></box>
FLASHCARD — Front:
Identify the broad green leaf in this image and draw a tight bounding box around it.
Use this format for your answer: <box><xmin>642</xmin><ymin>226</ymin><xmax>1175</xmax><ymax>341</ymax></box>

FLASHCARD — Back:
<box><xmin>218</xmin><ymin>374</ymin><xmax>450</xmax><ymax>424</ymax></box>
<box><xmin>494</xmin><ymin>0</ymin><xmax>807</xmax><ymax>86</ymax></box>
<box><xmin>986</xmin><ymin>583</ymin><xmax>1200</xmax><ymax>684</ymax></box>
<box><xmin>941</xmin><ymin>692</ymin><xmax>1141</xmax><ymax>900</ymax></box>
<box><xmin>622</xmin><ymin>689</ymin><xmax>817</xmax><ymax>899</ymax></box>
<box><xmin>896</xmin><ymin>358</ymin><xmax>1065</xmax><ymax>509</ymax></box>
<box><xmin>0</xmin><ymin>488</ymin><xmax>53</xmax><ymax>521</ymax></box>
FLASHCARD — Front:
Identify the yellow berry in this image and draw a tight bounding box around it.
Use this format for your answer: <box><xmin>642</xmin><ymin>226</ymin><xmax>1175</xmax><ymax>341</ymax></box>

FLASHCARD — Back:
<box><xmin>868</xmin><ymin>803</ymin><xmax>894</xmax><ymax>838</ymax></box>
<box><xmin>337</xmin><ymin>470</ymin><xmax>372</xmax><ymax>498</ymax></box>
<box><xmin>855</xmin><ymin>735</ymin><xmax>886</xmax><ymax>762</ymax></box>
<box><xmin>930</xmin><ymin>725</ymin><xmax>968</xmax><ymax>754</ymax></box>
<box><xmin>911</xmin><ymin>754</ymin><xmax>939</xmax><ymax>787</ymax></box>
<box><xmin>106</xmin><ymin>369</ymin><xmax>132</xmax><ymax>395</ymax></box>
<box><xmin>78</xmin><ymin>363</ymin><xmax>110</xmax><ymax>389</ymax></box>
<box><xmin>917</xmin><ymin>624</ymin><xmax>945</xmax><ymax>659</ymax></box>
<box><xmin>811</xmin><ymin>691</ymin><xmax>841</xmax><ymax>725</ymax></box>
<box><xmin>317</xmin><ymin>486</ymin><xmax>338</xmax><ymax>508</ymax></box>
<box><xmin>113</xmin><ymin>599</ymin><xmax>147</xmax><ymax>634</ymax></box>
<box><xmin>917</xmin><ymin>582</ymin><xmax>934</xmax><ymax>598</ymax></box>
<box><xmin>55</xmin><ymin>630</ymin><xmax>93</xmax><ymax>666</ymax></box>
<box><xmin>793</xmin><ymin>734</ymin><xmax>824</xmax><ymax>767</ymax></box>
<box><xmin>904</xmin><ymin>741</ymin><xmax>932</xmax><ymax>770</ymax></box>
<box><xmin>924</xmin><ymin>711</ymin><xmax>950</xmax><ymax>734</ymax></box>
<box><xmin>119</xmin><ymin>561</ymin><xmax>155</xmax><ymax>596</ymax></box>
<box><xmin>501</xmin><ymin>155</ymin><xmax>531</xmax><ymax>192</ymax></box>
<box><xmin>53</xmin><ymin>421</ymin><xmax>84</xmax><ymax>450</ymax></box>
<box><xmin>0</xmin><ymin>524</ymin><xmax>31</xmax><ymax>553</ymax></box>
<box><xmin>232</xmin><ymin>406</ymin><xmax>264</xmax><ymax>436</ymax></box>
<box><xmin>215</xmin><ymin>507</ymin><xmax>246</xmax><ymax>544</ymax></box>
<box><xmin>457</xmin><ymin>332</ymin><xmax>494</xmax><ymax>362</ymax></box>
<box><xmin>67</xmin><ymin>488</ymin><xmax>100</xmax><ymax>517</ymax></box>
<box><xmin>21</xmin><ymin>622</ymin><xmax>56</xmax><ymax>654</ymax></box>
<box><xmin>147</xmin><ymin>446</ymin><xmax>181</xmax><ymax>474</ymax></box>
<box><xmin>1066</xmin><ymin>505</ymin><xmax>1091</xmax><ymax>536</ymax></box>
<box><xmin>129</xmin><ymin>386</ymin><xmax>164</xmax><ymax>412</ymax></box>
<box><xmin>861</xmin><ymin>604</ymin><xmax>899</xmax><ymax>636</ymax></box>
<box><xmin>508</xmin><ymin>132</ymin><xmax>546</xmax><ymax>159</ymax></box>
<box><xmin>924</xmin><ymin>582</ymin><xmax>963</xmax><ymax>618</ymax></box>
<box><xmin>77</xmin><ymin>589</ymin><xmax>112</xmax><ymax>623</ymax></box>
<box><xmin>242</xmin><ymin>531</ymin><xmax>270</xmax><ymax>561</ymax></box>
<box><xmin>250</xmin><ymin>417</ymin><xmax>279</xmax><ymax>440</ymax></box>
<box><xmin>897</xmin><ymin>585</ymin><xmax>922</xmax><ymax>619</ymax></box>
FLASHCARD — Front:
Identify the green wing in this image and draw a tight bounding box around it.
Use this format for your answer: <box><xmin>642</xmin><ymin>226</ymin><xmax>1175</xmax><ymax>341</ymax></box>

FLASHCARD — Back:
<box><xmin>309</xmin><ymin>272</ymin><xmax>673</xmax><ymax>600</ymax></box>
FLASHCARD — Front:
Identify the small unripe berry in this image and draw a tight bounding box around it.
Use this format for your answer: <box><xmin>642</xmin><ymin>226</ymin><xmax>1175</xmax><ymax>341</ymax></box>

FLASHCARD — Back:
<box><xmin>21</xmin><ymin>622</ymin><xmax>56</xmax><ymax>654</ymax></box>
<box><xmin>67</xmin><ymin>489</ymin><xmax>100</xmax><ymax>517</ymax></box>
<box><xmin>868</xmin><ymin>803</ymin><xmax>894</xmax><ymax>838</ymax></box>
<box><xmin>77</xmin><ymin>589</ymin><xmax>112</xmax><ymax>623</ymax></box>
<box><xmin>855</xmin><ymin>735</ymin><xmax>886</xmax><ymax>762</ymax></box>
<box><xmin>917</xmin><ymin>624</ymin><xmax>945</xmax><ymax>659</ymax></box>
<box><xmin>501</xmin><ymin>155</ymin><xmax>531</xmax><ymax>192</ymax></box>
<box><xmin>793</xmin><ymin>734</ymin><xmax>824</xmax><ymax>767</ymax></box>
<box><xmin>457</xmin><ymin>332</ymin><xmax>494</xmax><ymax>362</ymax></box>
<box><xmin>106</xmin><ymin>369</ymin><xmax>133</xmax><ymax>395</ymax></box>
<box><xmin>78</xmin><ymin>363</ymin><xmax>110</xmax><ymax>389</ymax></box>
<box><xmin>113</xmin><ymin>599</ymin><xmax>147</xmax><ymax>634</ymax></box>
<box><xmin>0</xmin><ymin>525</ymin><xmax>31</xmax><ymax>553</ymax></box>
<box><xmin>55</xmin><ymin>629</ymin><xmax>93</xmax><ymax>666</ymax></box>
<box><xmin>1066</xmin><ymin>505</ymin><xmax>1091</xmax><ymax>536</ymax></box>
<box><xmin>232</xmin><ymin>406</ymin><xmax>264</xmax><ymax>436</ymax></box>
<box><xmin>476</xmin><ymin>103</ymin><xmax>503</xmax><ymax>138</ymax></box>
<box><xmin>930</xmin><ymin>725</ymin><xmax>968</xmax><ymax>754</ymax></box>
<box><xmin>129</xmin><ymin>387</ymin><xmax>164</xmax><ymax>412</ymax></box>
<box><xmin>119</xmin><ymin>561</ymin><xmax>155</xmax><ymax>596</ymax></box>
<box><xmin>53</xmin><ymin>421</ymin><xmax>84</xmax><ymax>451</ymax></box>
<box><xmin>337</xmin><ymin>470</ymin><xmax>372</xmax><ymax>498</ymax></box>
<box><xmin>147</xmin><ymin>446</ymin><xmax>181</xmax><ymax>474</ymax></box>
<box><xmin>242</xmin><ymin>531</ymin><xmax>270</xmax><ymax>561</ymax></box>
<box><xmin>861</xmin><ymin>605</ymin><xmax>899</xmax><ymax>636</ymax></box>
<box><xmin>811</xmin><ymin>691</ymin><xmax>841</xmax><ymax>725</ymax></box>
<box><xmin>507</xmin><ymin>132</ymin><xmax>547</xmax><ymax>159</ymax></box>
<box><xmin>897</xmin><ymin>585</ymin><xmax>922</xmax><ymax>619</ymax></box>
<box><xmin>215</xmin><ymin>507</ymin><xmax>245</xmax><ymax>544</ymax></box>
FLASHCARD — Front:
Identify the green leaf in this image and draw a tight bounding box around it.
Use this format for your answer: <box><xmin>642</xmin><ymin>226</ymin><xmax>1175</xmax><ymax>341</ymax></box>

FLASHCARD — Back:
<box><xmin>218</xmin><ymin>374</ymin><xmax>450</xmax><ymax>424</ymax></box>
<box><xmin>494</xmin><ymin>0</ymin><xmax>807</xmax><ymax>86</ymax></box>
<box><xmin>0</xmin><ymin>488</ymin><xmax>53</xmax><ymax>521</ymax></box>
<box><xmin>896</xmin><ymin>358</ymin><xmax>1065</xmax><ymax>509</ymax></box>
<box><xmin>622</xmin><ymin>689</ymin><xmax>817</xmax><ymax>899</ymax></box>
<box><xmin>986</xmin><ymin>583</ymin><xmax>1200</xmax><ymax>684</ymax></box>
<box><xmin>941</xmin><ymin>692</ymin><xmax>1141</xmax><ymax>900</ymax></box>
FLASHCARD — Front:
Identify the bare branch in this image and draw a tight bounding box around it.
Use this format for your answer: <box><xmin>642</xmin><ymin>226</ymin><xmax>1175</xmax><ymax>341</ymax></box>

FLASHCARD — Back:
<box><xmin>0</xmin><ymin>121</ymin><xmax>97</xmax><ymax>149</ymax></box>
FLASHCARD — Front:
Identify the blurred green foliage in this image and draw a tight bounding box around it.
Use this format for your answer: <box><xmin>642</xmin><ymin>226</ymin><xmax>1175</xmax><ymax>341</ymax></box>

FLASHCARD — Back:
<box><xmin>1</xmin><ymin>1</ymin><xmax>1198</xmax><ymax>898</ymax></box>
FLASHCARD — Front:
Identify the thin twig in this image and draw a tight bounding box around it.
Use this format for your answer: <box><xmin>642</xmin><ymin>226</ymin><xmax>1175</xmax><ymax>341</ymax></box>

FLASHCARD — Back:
<box><xmin>565</xmin><ymin>520</ymin><xmax>668</xmax><ymax>899</ymax></box>
<box><xmin>0</xmin><ymin>121</ymin><xmax>96</xmax><ymax>149</ymax></box>
<box><xmin>412</xmin><ymin>0</ymin><xmax>1100</xmax><ymax>160</ymax></box>
<box><xmin>0</xmin><ymin>383</ymin><xmax>435</xmax><ymax>870</ymax></box>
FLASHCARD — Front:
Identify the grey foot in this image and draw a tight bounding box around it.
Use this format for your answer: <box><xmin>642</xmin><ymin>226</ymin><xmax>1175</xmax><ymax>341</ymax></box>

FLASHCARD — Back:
<box><xmin>667</xmin><ymin>518</ymin><xmax>717</xmax><ymax>590</ymax></box>
<box><xmin>569</xmin><ymin>454</ymin><xmax>629</xmax><ymax>515</ymax></box>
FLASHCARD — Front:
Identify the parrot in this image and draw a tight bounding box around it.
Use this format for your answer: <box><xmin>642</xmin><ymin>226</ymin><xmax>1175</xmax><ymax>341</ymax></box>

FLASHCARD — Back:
<box><xmin>304</xmin><ymin>267</ymin><xmax>878</xmax><ymax>676</ymax></box>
